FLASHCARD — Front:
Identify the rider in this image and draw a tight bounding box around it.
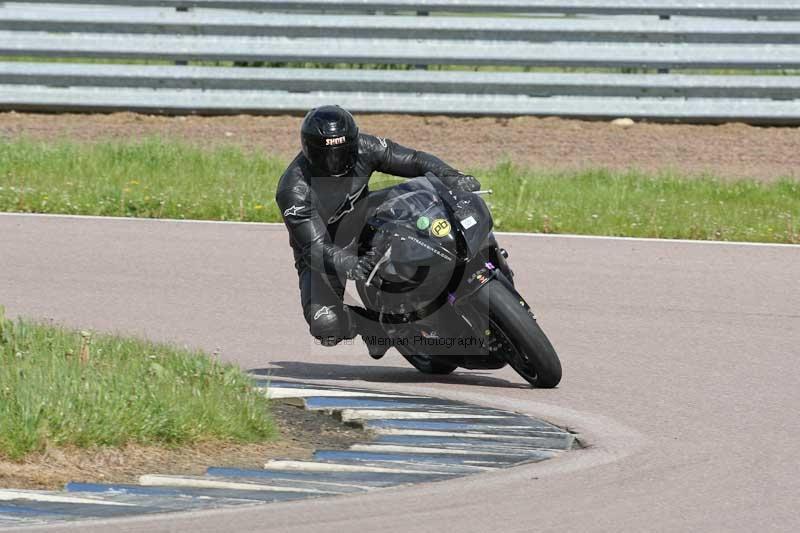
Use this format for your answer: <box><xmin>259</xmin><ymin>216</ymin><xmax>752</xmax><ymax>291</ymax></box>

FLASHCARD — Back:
<box><xmin>275</xmin><ymin>105</ymin><xmax>480</xmax><ymax>350</ymax></box>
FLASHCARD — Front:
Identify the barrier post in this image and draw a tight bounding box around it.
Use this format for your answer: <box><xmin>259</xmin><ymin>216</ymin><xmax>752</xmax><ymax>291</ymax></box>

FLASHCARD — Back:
<box><xmin>176</xmin><ymin>6</ymin><xmax>190</xmax><ymax>66</ymax></box>
<box><xmin>657</xmin><ymin>15</ymin><xmax>671</xmax><ymax>74</ymax></box>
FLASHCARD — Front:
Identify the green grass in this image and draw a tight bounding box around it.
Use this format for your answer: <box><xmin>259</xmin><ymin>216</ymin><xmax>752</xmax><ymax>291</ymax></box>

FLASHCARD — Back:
<box><xmin>485</xmin><ymin>162</ymin><xmax>800</xmax><ymax>243</ymax></box>
<box><xmin>0</xmin><ymin>139</ymin><xmax>287</xmax><ymax>222</ymax></box>
<box><xmin>0</xmin><ymin>139</ymin><xmax>798</xmax><ymax>243</ymax></box>
<box><xmin>0</xmin><ymin>306</ymin><xmax>275</xmax><ymax>461</ymax></box>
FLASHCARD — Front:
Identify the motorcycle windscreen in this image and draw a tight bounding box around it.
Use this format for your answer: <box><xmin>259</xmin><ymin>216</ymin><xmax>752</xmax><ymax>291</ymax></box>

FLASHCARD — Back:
<box><xmin>370</xmin><ymin>178</ymin><xmax>456</xmax><ymax>265</ymax></box>
<box><xmin>372</xmin><ymin>178</ymin><xmax>440</xmax><ymax>223</ymax></box>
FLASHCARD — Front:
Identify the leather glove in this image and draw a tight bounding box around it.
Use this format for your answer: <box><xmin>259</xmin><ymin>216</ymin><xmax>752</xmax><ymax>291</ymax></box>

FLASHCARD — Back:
<box><xmin>454</xmin><ymin>174</ymin><xmax>481</xmax><ymax>193</ymax></box>
<box><xmin>344</xmin><ymin>252</ymin><xmax>379</xmax><ymax>282</ymax></box>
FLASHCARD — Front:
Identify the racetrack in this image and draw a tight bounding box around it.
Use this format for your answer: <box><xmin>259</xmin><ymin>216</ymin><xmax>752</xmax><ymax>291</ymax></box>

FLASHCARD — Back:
<box><xmin>1</xmin><ymin>213</ymin><xmax>799</xmax><ymax>532</ymax></box>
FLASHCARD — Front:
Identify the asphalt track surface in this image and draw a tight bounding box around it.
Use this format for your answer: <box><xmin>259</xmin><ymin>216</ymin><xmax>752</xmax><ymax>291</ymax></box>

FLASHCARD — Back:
<box><xmin>1</xmin><ymin>213</ymin><xmax>798</xmax><ymax>533</ymax></box>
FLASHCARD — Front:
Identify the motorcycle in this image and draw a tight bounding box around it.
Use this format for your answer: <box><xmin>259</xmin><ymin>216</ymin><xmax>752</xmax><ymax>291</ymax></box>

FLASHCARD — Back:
<box><xmin>346</xmin><ymin>173</ymin><xmax>562</xmax><ymax>388</ymax></box>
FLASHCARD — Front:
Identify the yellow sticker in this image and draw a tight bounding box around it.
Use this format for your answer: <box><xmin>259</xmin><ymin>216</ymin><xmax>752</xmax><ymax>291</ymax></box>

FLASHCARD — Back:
<box><xmin>431</xmin><ymin>219</ymin><xmax>451</xmax><ymax>238</ymax></box>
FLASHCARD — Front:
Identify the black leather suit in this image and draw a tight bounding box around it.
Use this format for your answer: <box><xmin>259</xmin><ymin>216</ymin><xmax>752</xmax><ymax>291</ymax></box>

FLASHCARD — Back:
<box><xmin>275</xmin><ymin>133</ymin><xmax>465</xmax><ymax>346</ymax></box>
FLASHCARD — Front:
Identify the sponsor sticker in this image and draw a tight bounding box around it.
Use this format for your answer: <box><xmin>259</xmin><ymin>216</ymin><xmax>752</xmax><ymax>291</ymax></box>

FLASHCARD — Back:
<box><xmin>416</xmin><ymin>216</ymin><xmax>431</xmax><ymax>230</ymax></box>
<box><xmin>407</xmin><ymin>236</ymin><xmax>453</xmax><ymax>261</ymax></box>
<box><xmin>431</xmin><ymin>219</ymin><xmax>451</xmax><ymax>238</ymax></box>
<box><xmin>460</xmin><ymin>215</ymin><xmax>477</xmax><ymax>229</ymax></box>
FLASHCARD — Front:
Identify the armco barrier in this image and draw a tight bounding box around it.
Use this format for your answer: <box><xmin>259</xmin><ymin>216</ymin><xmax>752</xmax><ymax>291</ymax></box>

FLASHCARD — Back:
<box><xmin>0</xmin><ymin>1</ymin><xmax>798</xmax><ymax>123</ymax></box>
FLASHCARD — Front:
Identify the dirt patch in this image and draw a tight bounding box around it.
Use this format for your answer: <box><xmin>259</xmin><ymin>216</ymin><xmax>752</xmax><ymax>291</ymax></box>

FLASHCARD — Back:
<box><xmin>1</xmin><ymin>111</ymin><xmax>799</xmax><ymax>181</ymax></box>
<box><xmin>0</xmin><ymin>402</ymin><xmax>370</xmax><ymax>490</ymax></box>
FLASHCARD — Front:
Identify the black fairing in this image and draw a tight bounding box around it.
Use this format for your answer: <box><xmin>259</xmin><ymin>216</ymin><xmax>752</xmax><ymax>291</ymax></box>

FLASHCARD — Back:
<box><xmin>364</xmin><ymin>176</ymin><xmax>459</xmax><ymax>266</ymax></box>
<box><xmin>352</xmin><ymin>174</ymin><xmax>514</xmax><ymax>370</ymax></box>
<box><xmin>425</xmin><ymin>173</ymin><xmax>493</xmax><ymax>258</ymax></box>
<box><xmin>364</xmin><ymin>174</ymin><xmax>492</xmax><ymax>262</ymax></box>
<box><xmin>358</xmin><ymin>177</ymin><xmax>459</xmax><ymax>318</ymax></box>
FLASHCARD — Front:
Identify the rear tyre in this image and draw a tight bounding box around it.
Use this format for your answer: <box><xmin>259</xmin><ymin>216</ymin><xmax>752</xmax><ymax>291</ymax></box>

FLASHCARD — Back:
<box><xmin>474</xmin><ymin>280</ymin><xmax>561</xmax><ymax>388</ymax></box>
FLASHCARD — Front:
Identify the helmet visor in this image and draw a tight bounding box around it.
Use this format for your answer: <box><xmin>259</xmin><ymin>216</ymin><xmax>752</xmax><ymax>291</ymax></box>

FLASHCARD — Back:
<box><xmin>306</xmin><ymin>142</ymin><xmax>358</xmax><ymax>177</ymax></box>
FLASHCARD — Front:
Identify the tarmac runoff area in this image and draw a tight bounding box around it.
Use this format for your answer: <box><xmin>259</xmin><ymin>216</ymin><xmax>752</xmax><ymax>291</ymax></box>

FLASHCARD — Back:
<box><xmin>0</xmin><ymin>380</ymin><xmax>576</xmax><ymax>528</ymax></box>
<box><xmin>1</xmin><ymin>213</ymin><xmax>798</xmax><ymax>532</ymax></box>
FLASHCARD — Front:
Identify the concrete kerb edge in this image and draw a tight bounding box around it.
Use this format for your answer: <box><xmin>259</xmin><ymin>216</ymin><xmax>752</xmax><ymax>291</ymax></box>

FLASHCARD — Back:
<box><xmin>0</xmin><ymin>378</ymin><xmax>580</xmax><ymax>529</ymax></box>
<box><xmin>266</xmin><ymin>377</ymin><xmax>648</xmax><ymax>480</ymax></box>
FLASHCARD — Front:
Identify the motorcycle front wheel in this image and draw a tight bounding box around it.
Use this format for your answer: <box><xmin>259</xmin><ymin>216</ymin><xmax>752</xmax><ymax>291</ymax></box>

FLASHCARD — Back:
<box><xmin>473</xmin><ymin>279</ymin><xmax>562</xmax><ymax>388</ymax></box>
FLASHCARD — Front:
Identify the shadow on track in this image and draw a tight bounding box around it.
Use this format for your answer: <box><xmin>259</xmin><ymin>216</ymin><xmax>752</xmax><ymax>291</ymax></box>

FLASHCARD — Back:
<box><xmin>251</xmin><ymin>361</ymin><xmax>530</xmax><ymax>389</ymax></box>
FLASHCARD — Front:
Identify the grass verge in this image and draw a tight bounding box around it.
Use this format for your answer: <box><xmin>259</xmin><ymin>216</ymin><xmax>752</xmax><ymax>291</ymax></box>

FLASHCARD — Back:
<box><xmin>0</xmin><ymin>138</ymin><xmax>798</xmax><ymax>243</ymax></box>
<box><xmin>0</xmin><ymin>306</ymin><xmax>275</xmax><ymax>461</ymax></box>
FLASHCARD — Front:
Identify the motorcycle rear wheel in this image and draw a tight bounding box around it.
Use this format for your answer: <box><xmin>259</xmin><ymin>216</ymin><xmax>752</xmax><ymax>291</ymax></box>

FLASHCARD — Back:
<box><xmin>474</xmin><ymin>280</ymin><xmax>562</xmax><ymax>388</ymax></box>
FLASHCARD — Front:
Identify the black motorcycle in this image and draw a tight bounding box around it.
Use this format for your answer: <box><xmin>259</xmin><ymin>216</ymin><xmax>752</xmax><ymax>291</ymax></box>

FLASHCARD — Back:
<box><xmin>346</xmin><ymin>173</ymin><xmax>561</xmax><ymax>388</ymax></box>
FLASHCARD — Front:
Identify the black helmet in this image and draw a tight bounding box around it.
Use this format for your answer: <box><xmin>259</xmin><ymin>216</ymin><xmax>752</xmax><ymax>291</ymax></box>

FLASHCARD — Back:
<box><xmin>300</xmin><ymin>105</ymin><xmax>359</xmax><ymax>177</ymax></box>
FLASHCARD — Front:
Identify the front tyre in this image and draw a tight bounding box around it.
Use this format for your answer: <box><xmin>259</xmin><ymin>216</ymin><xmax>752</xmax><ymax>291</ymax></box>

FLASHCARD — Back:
<box><xmin>474</xmin><ymin>280</ymin><xmax>562</xmax><ymax>388</ymax></box>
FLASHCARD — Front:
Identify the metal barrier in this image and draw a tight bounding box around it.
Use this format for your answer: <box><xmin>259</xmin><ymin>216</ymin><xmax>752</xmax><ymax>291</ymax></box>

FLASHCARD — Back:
<box><xmin>0</xmin><ymin>2</ymin><xmax>798</xmax><ymax>123</ymax></box>
<box><xmin>12</xmin><ymin>1</ymin><xmax>800</xmax><ymax>18</ymax></box>
<box><xmin>3</xmin><ymin>7</ymin><xmax>800</xmax><ymax>42</ymax></box>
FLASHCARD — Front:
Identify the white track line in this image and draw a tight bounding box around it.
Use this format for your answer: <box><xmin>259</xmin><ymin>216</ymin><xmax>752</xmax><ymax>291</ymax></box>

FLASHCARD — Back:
<box><xmin>205</xmin><ymin>472</ymin><xmax>377</xmax><ymax>492</ymax></box>
<box><xmin>138</xmin><ymin>475</ymin><xmax>336</xmax><ymax>495</ymax></box>
<box><xmin>496</xmin><ymin>230</ymin><xmax>800</xmax><ymax>248</ymax></box>
<box><xmin>263</xmin><ymin>460</ymin><xmax>454</xmax><ymax>475</ymax></box>
<box><xmin>2</xmin><ymin>212</ymin><xmax>797</xmax><ymax>248</ymax></box>
<box><xmin>339</xmin><ymin>409</ymin><xmax>511</xmax><ymax>421</ymax></box>
<box><xmin>326</xmin><ymin>460</ymin><xmax>494</xmax><ymax>472</ymax></box>
<box><xmin>372</xmin><ymin>428</ymin><xmax>566</xmax><ymax>440</ymax></box>
<box><xmin>312</xmin><ymin>455</ymin><xmax>495</xmax><ymax>471</ymax></box>
<box><xmin>0</xmin><ymin>211</ymin><xmax>265</xmax><ymax>227</ymax></box>
<box><xmin>348</xmin><ymin>444</ymin><xmax>532</xmax><ymax>456</ymax></box>
<box><xmin>0</xmin><ymin>490</ymin><xmax>135</xmax><ymax>506</ymax></box>
<box><xmin>262</xmin><ymin>388</ymin><xmax>422</xmax><ymax>399</ymax></box>
<box><xmin>381</xmin><ymin>424</ymin><xmax>542</xmax><ymax>430</ymax></box>
<box><xmin>0</xmin><ymin>516</ymin><xmax>43</xmax><ymax>525</ymax></box>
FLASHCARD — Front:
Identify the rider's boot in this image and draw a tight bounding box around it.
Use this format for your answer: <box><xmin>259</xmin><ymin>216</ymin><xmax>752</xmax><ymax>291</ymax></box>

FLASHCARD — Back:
<box><xmin>355</xmin><ymin>317</ymin><xmax>390</xmax><ymax>360</ymax></box>
<box><xmin>346</xmin><ymin>309</ymin><xmax>390</xmax><ymax>359</ymax></box>
<box><xmin>364</xmin><ymin>336</ymin><xmax>390</xmax><ymax>360</ymax></box>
